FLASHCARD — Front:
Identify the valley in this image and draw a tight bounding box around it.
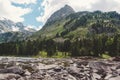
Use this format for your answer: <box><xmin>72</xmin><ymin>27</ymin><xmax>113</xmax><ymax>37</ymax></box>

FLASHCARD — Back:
<box><xmin>0</xmin><ymin>3</ymin><xmax>120</xmax><ymax>80</ymax></box>
<box><xmin>0</xmin><ymin>5</ymin><xmax>120</xmax><ymax>58</ymax></box>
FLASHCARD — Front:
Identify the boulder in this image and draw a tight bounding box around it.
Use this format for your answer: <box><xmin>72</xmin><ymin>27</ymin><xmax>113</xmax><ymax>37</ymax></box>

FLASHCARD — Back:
<box><xmin>88</xmin><ymin>61</ymin><xmax>110</xmax><ymax>72</ymax></box>
<box><xmin>53</xmin><ymin>66</ymin><xmax>63</xmax><ymax>72</ymax></box>
<box><xmin>19</xmin><ymin>63</ymin><xmax>37</xmax><ymax>73</ymax></box>
<box><xmin>112</xmin><ymin>57</ymin><xmax>120</xmax><ymax>61</ymax></box>
<box><xmin>0</xmin><ymin>66</ymin><xmax>25</xmax><ymax>75</ymax></box>
<box><xmin>109</xmin><ymin>76</ymin><xmax>120</xmax><ymax>80</ymax></box>
<box><xmin>92</xmin><ymin>73</ymin><xmax>101</xmax><ymax>80</ymax></box>
<box><xmin>0</xmin><ymin>73</ymin><xmax>21</xmax><ymax>80</ymax></box>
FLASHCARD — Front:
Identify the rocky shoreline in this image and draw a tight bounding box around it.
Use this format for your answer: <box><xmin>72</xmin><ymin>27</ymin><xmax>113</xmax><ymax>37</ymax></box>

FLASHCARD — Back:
<box><xmin>0</xmin><ymin>57</ymin><xmax>119</xmax><ymax>80</ymax></box>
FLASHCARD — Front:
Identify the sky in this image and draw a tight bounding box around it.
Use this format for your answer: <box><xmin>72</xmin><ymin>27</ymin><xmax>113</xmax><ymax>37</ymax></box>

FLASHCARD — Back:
<box><xmin>0</xmin><ymin>0</ymin><xmax>120</xmax><ymax>30</ymax></box>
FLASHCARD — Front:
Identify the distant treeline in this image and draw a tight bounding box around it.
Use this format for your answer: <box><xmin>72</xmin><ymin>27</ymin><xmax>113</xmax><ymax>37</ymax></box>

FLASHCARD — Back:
<box><xmin>0</xmin><ymin>34</ymin><xmax>120</xmax><ymax>57</ymax></box>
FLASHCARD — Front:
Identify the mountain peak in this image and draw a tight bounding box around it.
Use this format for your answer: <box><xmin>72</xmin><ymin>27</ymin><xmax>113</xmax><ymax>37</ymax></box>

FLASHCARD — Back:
<box><xmin>65</xmin><ymin>4</ymin><xmax>69</xmax><ymax>7</ymax></box>
<box><xmin>45</xmin><ymin>5</ymin><xmax>75</xmax><ymax>26</ymax></box>
<box><xmin>64</xmin><ymin>4</ymin><xmax>73</xmax><ymax>10</ymax></box>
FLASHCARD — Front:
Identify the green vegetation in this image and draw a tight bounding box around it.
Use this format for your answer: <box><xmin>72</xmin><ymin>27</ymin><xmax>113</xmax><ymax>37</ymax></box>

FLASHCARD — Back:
<box><xmin>101</xmin><ymin>53</ymin><xmax>111</xmax><ymax>59</ymax></box>
<box><xmin>33</xmin><ymin>51</ymin><xmax>69</xmax><ymax>58</ymax></box>
<box><xmin>52</xmin><ymin>52</ymin><xmax>70</xmax><ymax>58</ymax></box>
<box><xmin>34</xmin><ymin>51</ymin><xmax>47</xmax><ymax>58</ymax></box>
<box><xmin>32</xmin><ymin>11</ymin><xmax>120</xmax><ymax>40</ymax></box>
<box><xmin>0</xmin><ymin>34</ymin><xmax>120</xmax><ymax>57</ymax></box>
<box><xmin>1</xmin><ymin>11</ymin><xmax>120</xmax><ymax>57</ymax></box>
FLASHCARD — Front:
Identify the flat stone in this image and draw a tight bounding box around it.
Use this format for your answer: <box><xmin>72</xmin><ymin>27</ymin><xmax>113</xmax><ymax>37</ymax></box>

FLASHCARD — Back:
<box><xmin>0</xmin><ymin>73</ymin><xmax>21</xmax><ymax>80</ymax></box>
<box><xmin>0</xmin><ymin>66</ymin><xmax>25</xmax><ymax>75</ymax></box>
<box><xmin>109</xmin><ymin>76</ymin><xmax>120</xmax><ymax>80</ymax></box>
<box><xmin>105</xmin><ymin>74</ymin><xmax>113</xmax><ymax>80</ymax></box>
<box><xmin>92</xmin><ymin>73</ymin><xmax>101</xmax><ymax>79</ymax></box>
<box><xmin>38</xmin><ymin>64</ymin><xmax>58</xmax><ymax>70</ymax></box>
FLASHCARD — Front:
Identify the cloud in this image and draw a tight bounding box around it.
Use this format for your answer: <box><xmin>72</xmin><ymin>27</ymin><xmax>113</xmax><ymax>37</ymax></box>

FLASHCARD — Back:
<box><xmin>0</xmin><ymin>0</ymin><xmax>35</xmax><ymax>22</ymax></box>
<box><xmin>36</xmin><ymin>0</ymin><xmax>69</xmax><ymax>24</ymax></box>
<box><xmin>10</xmin><ymin>0</ymin><xmax>37</xmax><ymax>4</ymax></box>
<box><xmin>36</xmin><ymin>0</ymin><xmax>120</xmax><ymax>25</ymax></box>
<box><xmin>90</xmin><ymin>0</ymin><xmax>120</xmax><ymax>12</ymax></box>
<box><xmin>25</xmin><ymin>25</ymin><xmax>42</xmax><ymax>31</ymax></box>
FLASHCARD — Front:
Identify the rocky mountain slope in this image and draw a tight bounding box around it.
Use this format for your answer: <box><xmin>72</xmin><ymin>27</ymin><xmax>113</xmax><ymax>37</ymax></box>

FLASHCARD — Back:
<box><xmin>0</xmin><ymin>17</ymin><xmax>36</xmax><ymax>33</ymax></box>
<box><xmin>32</xmin><ymin>5</ymin><xmax>75</xmax><ymax>39</ymax></box>
<box><xmin>0</xmin><ymin>17</ymin><xmax>36</xmax><ymax>43</ymax></box>
<box><xmin>44</xmin><ymin>5</ymin><xmax>75</xmax><ymax>28</ymax></box>
<box><xmin>32</xmin><ymin>5</ymin><xmax>120</xmax><ymax>40</ymax></box>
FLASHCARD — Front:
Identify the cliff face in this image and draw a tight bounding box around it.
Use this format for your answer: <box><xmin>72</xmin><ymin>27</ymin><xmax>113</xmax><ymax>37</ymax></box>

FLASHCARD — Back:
<box><xmin>44</xmin><ymin>5</ymin><xmax>75</xmax><ymax>27</ymax></box>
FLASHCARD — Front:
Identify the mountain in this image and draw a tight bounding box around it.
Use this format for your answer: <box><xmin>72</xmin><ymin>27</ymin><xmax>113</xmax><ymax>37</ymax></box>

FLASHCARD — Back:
<box><xmin>44</xmin><ymin>5</ymin><xmax>75</xmax><ymax>27</ymax></box>
<box><xmin>0</xmin><ymin>18</ymin><xmax>36</xmax><ymax>33</ymax></box>
<box><xmin>31</xmin><ymin>5</ymin><xmax>75</xmax><ymax>39</ymax></box>
<box><xmin>32</xmin><ymin>5</ymin><xmax>120</xmax><ymax>41</ymax></box>
<box><xmin>0</xmin><ymin>17</ymin><xmax>36</xmax><ymax>43</ymax></box>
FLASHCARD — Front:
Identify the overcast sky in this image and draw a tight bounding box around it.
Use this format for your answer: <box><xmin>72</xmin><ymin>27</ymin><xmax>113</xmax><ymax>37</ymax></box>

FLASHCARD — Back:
<box><xmin>0</xmin><ymin>0</ymin><xmax>120</xmax><ymax>30</ymax></box>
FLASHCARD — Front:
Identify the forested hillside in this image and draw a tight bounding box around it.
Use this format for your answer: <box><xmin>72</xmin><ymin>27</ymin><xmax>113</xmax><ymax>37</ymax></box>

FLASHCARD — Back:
<box><xmin>0</xmin><ymin>5</ymin><xmax>120</xmax><ymax>57</ymax></box>
<box><xmin>32</xmin><ymin>10</ymin><xmax>120</xmax><ymax>40</ymax></box>
<box><xmin>0</xmin><ymin>33</ymin><xmax>120</xmax><ymax>57</ymax></box>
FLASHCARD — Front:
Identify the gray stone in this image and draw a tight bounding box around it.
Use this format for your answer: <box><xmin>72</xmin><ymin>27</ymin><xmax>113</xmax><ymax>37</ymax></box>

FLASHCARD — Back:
<box><xmin>92</xmin><ymin>73</ymin><xmax>101</xmax><ymax>79</ymax></box>
<box><xmin>109</xmin><ymin>76</ymin><xmax>120</xmax><ymax>80</ymax></box>
<box><xmin>0</xmin><ymin>73</ymin><xmax>21</xmax><ymax>80</ymax></box>
<box><xmin>0</xmin><ymin>66</ymin><xmax>25</xmax><ymax>75</ymax></box>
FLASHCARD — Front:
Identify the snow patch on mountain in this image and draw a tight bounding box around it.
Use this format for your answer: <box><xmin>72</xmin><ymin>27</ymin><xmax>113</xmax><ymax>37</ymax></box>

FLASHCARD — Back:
<box><xmin>12</xmin><ymin>26</ymin><xmax>19</xmax><ymax>32</ymax></box>
<box><xmin>0</xmin><ymin>17</ymin><xmax>36</xmax><ymax>33</ymax></box>
<box><xmin>0</xmin><ymin>17</ymin><xmax>6</xmax><ymax>20</ymax></box>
